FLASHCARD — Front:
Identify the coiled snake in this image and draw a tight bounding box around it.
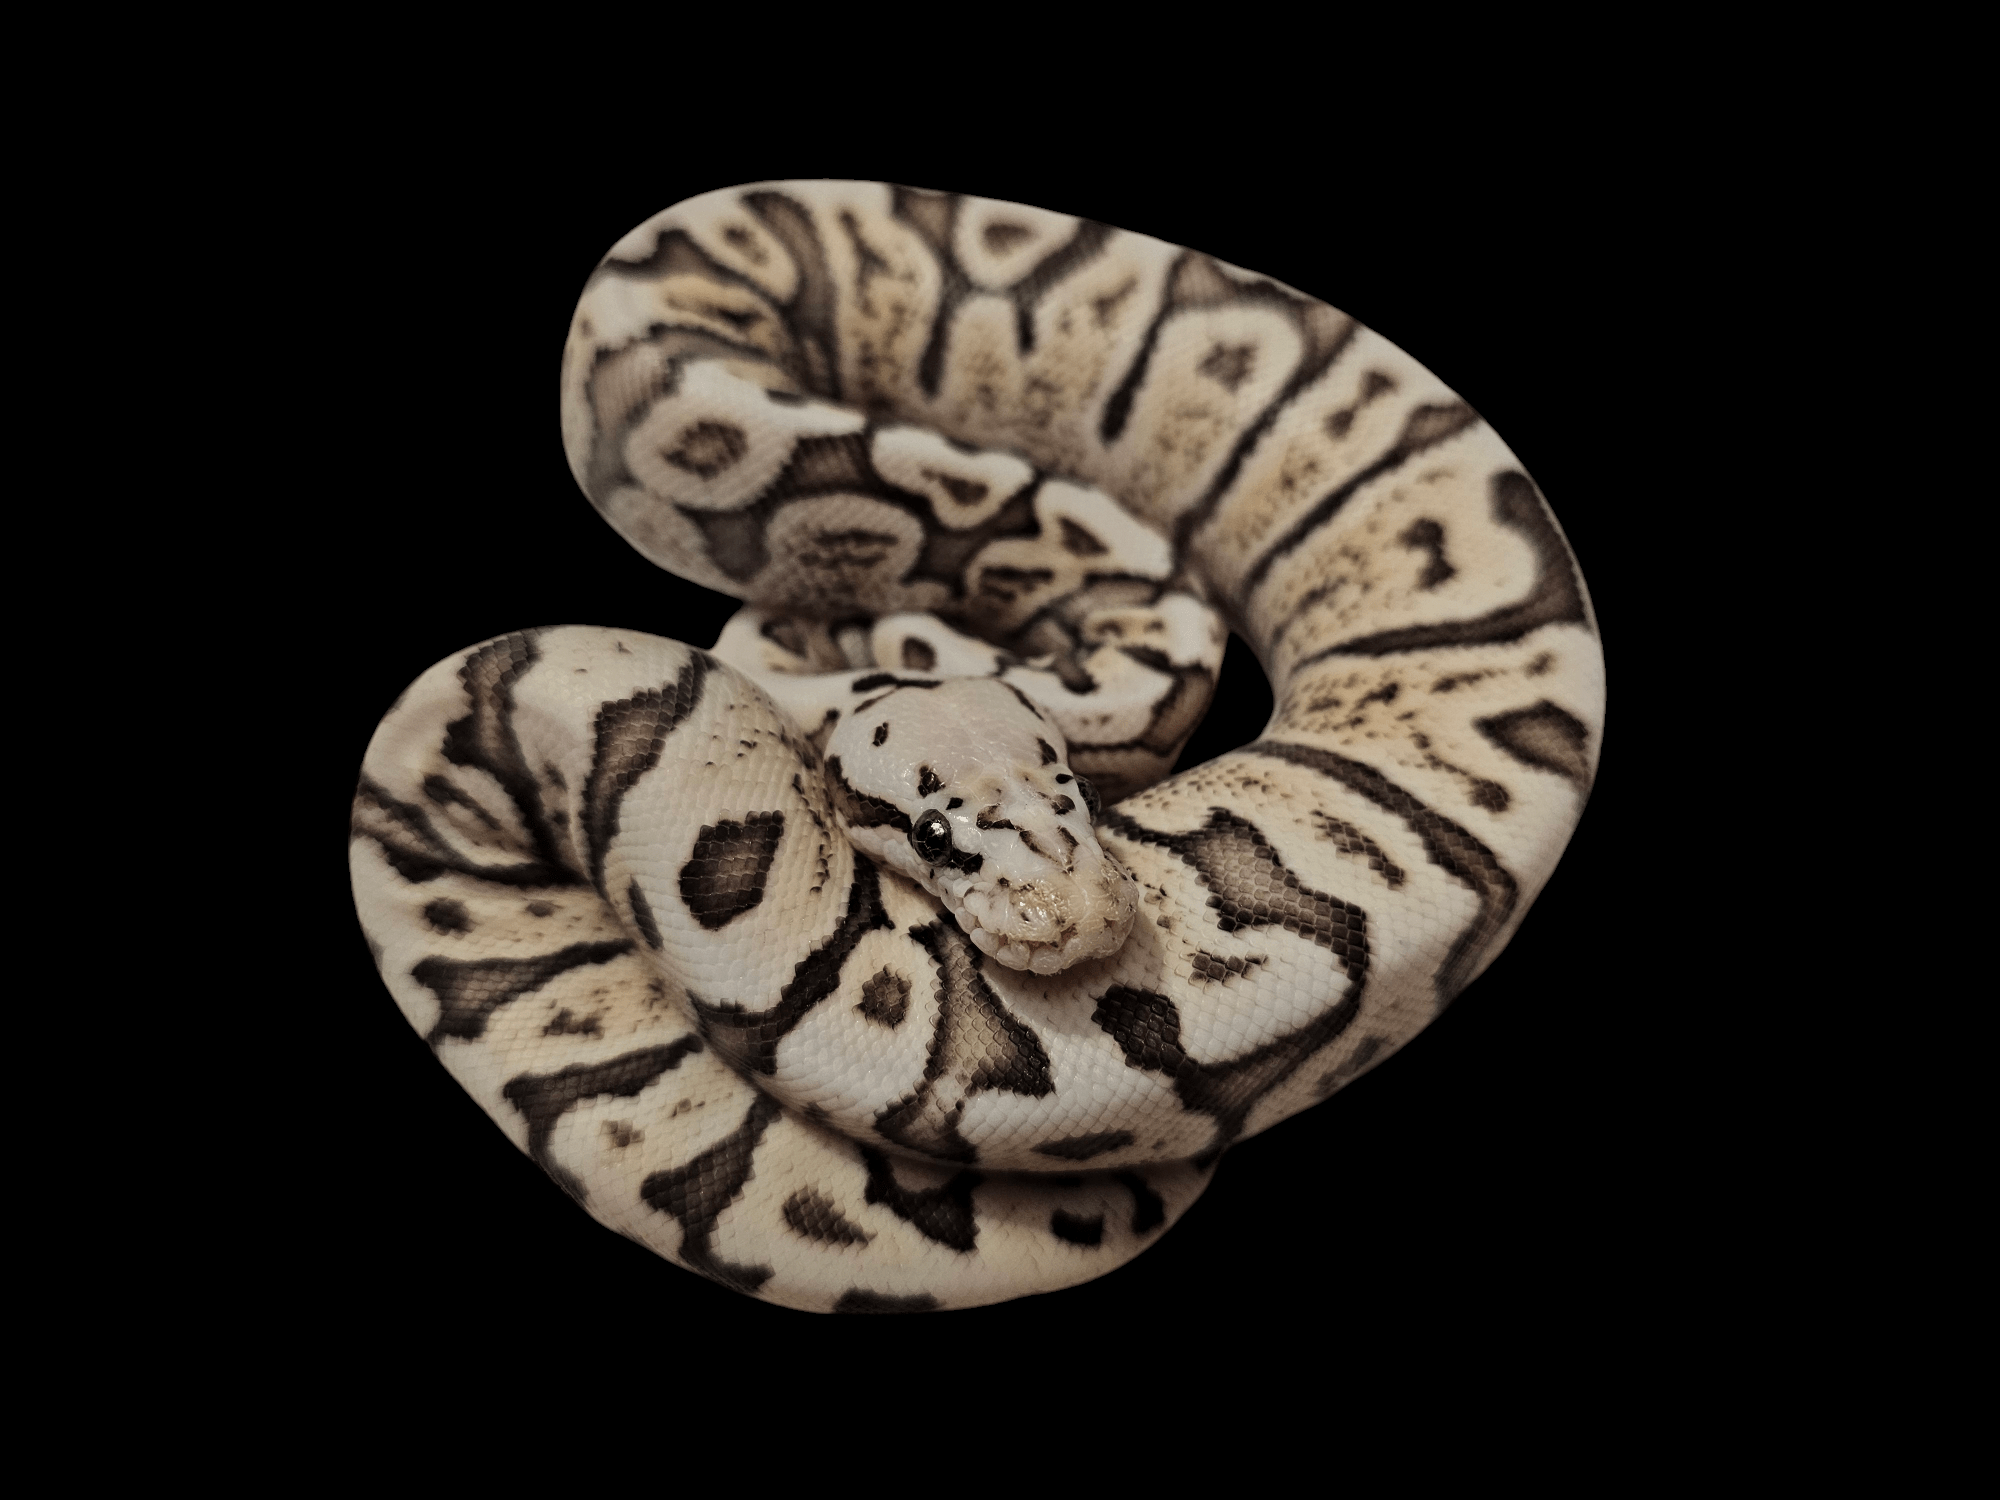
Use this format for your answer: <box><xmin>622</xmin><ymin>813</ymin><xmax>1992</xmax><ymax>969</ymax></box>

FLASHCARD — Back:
<box><xmin>351</xmin><ymin>181</ymin><xmax>1604</xmax><ymax>1312</ymax></box>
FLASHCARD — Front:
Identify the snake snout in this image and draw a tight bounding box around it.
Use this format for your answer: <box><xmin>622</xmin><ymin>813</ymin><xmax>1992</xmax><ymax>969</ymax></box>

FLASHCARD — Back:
<box><xmin>951</xmin><ymin>838</ymin><xmax>1138</xmax><ymax>973</ymax></box>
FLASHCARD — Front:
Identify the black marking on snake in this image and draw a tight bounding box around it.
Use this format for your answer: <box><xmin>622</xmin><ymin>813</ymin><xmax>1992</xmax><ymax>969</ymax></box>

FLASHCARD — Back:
<box><xmin>1091</xmin><ymin>968</ymin><xmax>1363</xmax><ymax>1169</ymax></box>
<box><xmin>872</xmin><ymin>723</ymin><xmax>889</xmax><ymax>747</ymax></box>
<box><xmin>783</xmin><ymin>1187</ymin><xmax>873</xmax><ymax>1246</ymax></box>
<box><xmin>1003</xmin><ymin>217</ymin><xmax>1113</xmax><ymax>354</ymax></box>
<box><xmin>640</xmin><ymin>1091</ymin><xmax>784</xmax><ymax>1293</ymax></box>
<box><xmin>1050</xmin><ymin>1210</ymin><xmax>1105</xmax><ymax>1247</ymax></box>
<box><xmin>1187</xmin><ymin>951</ymin><xmax>1266</xmax><ymax>984</ymax></box>
<box><xmin>838</xmin><ymin>208</ymin><xmax>893</xmax><ymax>313</ymax></box>
<box><xmin>892</xmin><ymin>188</ymin><xmax>972</xmax><ymax>398</ymax></box>
<box><xmin>918</xmin><ymin>766</ymin><xmax>943</xmax><ymax>798</ymax></box>
<box><xmin>978</xmin><ymin>565</ymin><xmax>1054</xmax><ymax>606</ymax></box>
<box><xmin>1475</xmin><ymin>701</ymin><xmax>1593</xmax><ymax>784</ymax></box>
<box><xmin>1101</xmin><ymin>808</ymin><xmax>1369</xmax><ymax>961</ymax></box>
<box><xmin>858</xmin><ymin>967</ymin><xmax>911</xmax><ymax>1027</ymax></box>
<box><xmin>1002</xmin><ymin>682</ymin><xmax>1047</xmax><ymax>721</ymax></box>
<box><xmin>687</xmin><ymin>858</ymin><xmax>893</xmax><ymax>1075</ymax></box>
<box><xmin>1114</xmin><ymin>1171</ymin><xmax>1168</xmax><ymax>1235</ymax></box>
<box><xmin>902</xmin><ymin>637</ymin><xmax>937</xmax><ymax>671</ymax></box>
<box><xmin>761</xmin><ymin>616</ymin><xmax>811</xmax><ymax>658</ymax></box>
<box><xmin>1311</xmin><ymin>813</ymin><xmax>1406</xmax><ymax>887</ymax></box>
<box><xmin>674</xmin><ymin>423</ymin><xmax>1045</xmax><ymax>610</ymax></box>
<box><xmin>1032</xmin><ymin>1130</ymin><xmax>1135</xmax><ymax>1161</ymax></box>
<box><xmin>421</xmin><ymin>774</ymin><xmax>501</xmax><ymax>830</ymax></box>
<box><xmin>661</xmin><ymin>420</ymin><xmax>747</xmax><ymax>479</ymax></box>
<box><xmin>600</xmin><ymin>222</ymin><xmax>743</xmax><ymax>282</ymax></box>
<box><xmin>1399</xmin><ymin>518</ymin><xmax>1457</xmax><ymax>589</ymax></box>
<box><xmin>1292</xmin><ymin>472</ymin><xmax>1589</xmax><ymax>661</ymax></box>
<box><xmin>984</xmin><ymin>220</ymin><xmax>1033</xmax><ymax>254</ymax></box>
<box><xmin>895</xmin><ymin>188</ymin><xmax>1112</xmax><ymax>391</ymax></box>
<box><xmin>542</xmin><ymin>1008</ymin><xmax>601</xmax><ymax>1037</ymax></box>
<box><xmin>1314</xmin><ymin>1034</ymin><xmax>1388</xmax><ymax>1098</ymax></box>
<box><xmin>577</xmin><ymin>326</ymin><xmax>775</xmax><ymax>504</ymax></box>
<box><xmin>580</xmin><ymin>653</ymin><xmax>712</xmax><ymax>894</ymax></box>
<box><xmin>686</xmin><ymin>507</ymin><xmax>770</xmax><ymax>584</ymax></box>
<box><xmin>422</xmin><ymin>898</ymin><xmax>471</xmax><ymax>934</ymax></box>
<box><xmin>1241</xmin><ymin>401</ymin><xmax>1482</xmax><ymax>599</ymax></box>
<box><xmin>1082</xmin><ymin>657</ymin><xmax>1216</xmax><ymax>760</ymax></box>
<box><xmin>825</xmin><ymin>756</ymin><xmax>911</xmax><ymax>833</ymax></box>
<box><xmin>1323</xmin><ymin>374</ymin><xmax>1395</xmax><ymax>441</ymax></box>
<box><xmin>500</xmin><ymin>1037</ymin><xmax>702</xmax><ymax>1203</ymax></box>
<box><xmin>673</xmin><ymin>429</ymin><xmax>881</xmax><ymax>585</ymax></box>
<box><xmin>874</xmin><ymin>921</ymin><xmax>1055</xmax><ymax>1162</ymax></box>
<box><xmin>834</xmin><ymin>1289</ymin><xmax>942</xmax><ymax>1314</ymax></box>
<box><xmin>921</xmin><ymin>467</ymin><xmax>989</xmax><ymax>507</ymax></box>
<box><xmin>849</xmin><ymin>673</ymin><xmax>941</xmax><ymax>694</ymax></box>
<box><xmin>411</xmin><ymin>940</ymin><xmax>635</xmax><ymax>1046</ymax></box>
<box><xmin>427</xmin><ymin>633</ymin><xmax>583</xmax><ymax>885</ymax></box>
<box><xmin>1050</xmin><ymin>795</ymin><xmax>1076</xmax><ymax>816</ymax></box>
<box><xmin>1036</xmin><ymin>737</ymin><xmax>1059</xmax><ymax>765</ymax></box>
<box><xmin>741</xmin><ymin>189</ymin><xmax>841</xmax><ymax>398</ymax></box>
<box><xmin>780</xmin><ymin>431</ymin><xmax>879</xmax><ymax>495</ymax></box>
<box><xmin>1107</xmin><ymin>253</ymin><xmax>1358</xmax><ymax>509</ymax></box>
<box><xmin>908</xmin><ymin>483</ymin><xmax>1042</xmax><ymax>603</ymax></box>
<box><xmin>1058</xmin><ymin>518</ymin><xmax>1109</xmax><ymax>556</ymax></box>
<box><xmin>860</xmin><ymin>1146</ymin><xmax>982</xmax><ymax>1251</ymax></box>
<box><xmin>937</xmin><ymin>839</ymin><xmax>983</xmax><ymax>876</ymax></box>
<box><xmin>1246</xmin><ymin>740</ymin><xmax>1518</xmax><ymax>1003</ymax></box>
<box><xmin>627</xmin><ymin>878</ymin><xmax>663</xmax><ymax>949</ymax></box>
<box><xmin>1090</xmin><ymin>809</ymin><xmax>1370</xmax><ymax>1163</ymax></box>
<box><xmin>1198</xmin><ymin>342</ymin><xmax>1257</xmax><ymax>392</ymax></box>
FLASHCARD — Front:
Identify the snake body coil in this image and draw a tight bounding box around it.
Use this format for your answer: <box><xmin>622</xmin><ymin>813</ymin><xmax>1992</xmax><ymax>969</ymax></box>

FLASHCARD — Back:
<box><xmin>351</xmin><ymin>181</ymin><xmax>1604</xmax><ymax>1312</ymax></box>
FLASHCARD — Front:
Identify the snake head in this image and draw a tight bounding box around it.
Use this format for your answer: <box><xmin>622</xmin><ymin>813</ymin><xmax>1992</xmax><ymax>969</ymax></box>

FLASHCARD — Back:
<box><xmin>825</xmin><ymin>678</ymin><xmax>1137</xmax><ymax>974</ymax></box>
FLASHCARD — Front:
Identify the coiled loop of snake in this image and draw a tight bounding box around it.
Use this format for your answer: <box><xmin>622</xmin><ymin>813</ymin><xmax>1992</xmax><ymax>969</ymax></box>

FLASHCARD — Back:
<box><xmin>350</xmin><ymin>182</ymin><xmax>1603</xmax><ymax>1312</ymax></box>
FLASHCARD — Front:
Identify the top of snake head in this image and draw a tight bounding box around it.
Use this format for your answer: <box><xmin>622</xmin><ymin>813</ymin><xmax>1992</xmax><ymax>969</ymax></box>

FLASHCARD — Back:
<box><xmin>824</xmin><ymin>678</ymin><xmax>1138</xmax><ymax>974</ymax></box>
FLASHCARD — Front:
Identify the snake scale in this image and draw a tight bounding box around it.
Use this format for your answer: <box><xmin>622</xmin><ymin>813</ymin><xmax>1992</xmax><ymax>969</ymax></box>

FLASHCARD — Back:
<box><xmin>351</xmin><ymin>181</ymin><xmax>1604</xmax><ymax>1313</ymax></box>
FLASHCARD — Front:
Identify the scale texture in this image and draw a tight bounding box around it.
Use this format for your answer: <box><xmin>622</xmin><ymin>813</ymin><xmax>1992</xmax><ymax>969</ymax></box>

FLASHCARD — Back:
<box><xmin>351</xmin><ymin>181</ymin><xmax>1604</xmax><ymax>1312</ymax></box>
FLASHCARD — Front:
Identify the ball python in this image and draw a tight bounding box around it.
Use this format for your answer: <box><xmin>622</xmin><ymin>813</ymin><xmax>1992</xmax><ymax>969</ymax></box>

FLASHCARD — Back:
<box><xmin>351</xmin><ymin>181</ymin><xmax>1604</xmax><ymax>1313</ymax></box>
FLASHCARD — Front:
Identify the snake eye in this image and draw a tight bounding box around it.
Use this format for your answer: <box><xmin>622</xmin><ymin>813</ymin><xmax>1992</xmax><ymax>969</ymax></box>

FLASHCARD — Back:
<box><xmin>1074</xmin><ymin>776</ymin><xmax>1101</xmax><ymax>819</ymax></box>
<box><xmin>910</xmin><ymin>809</ymin><xmax>953</xmax><ymax>864</ymax></box>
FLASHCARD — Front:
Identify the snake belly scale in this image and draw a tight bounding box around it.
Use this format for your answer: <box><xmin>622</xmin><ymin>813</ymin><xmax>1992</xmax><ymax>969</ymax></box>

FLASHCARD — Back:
<box><xmin>350</xmin><ymin>181</ymin><xmax>1604</xmax><ymax>1313</ymax></box>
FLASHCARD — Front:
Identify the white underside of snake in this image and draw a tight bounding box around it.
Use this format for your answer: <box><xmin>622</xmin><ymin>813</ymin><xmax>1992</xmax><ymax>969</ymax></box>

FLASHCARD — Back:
<box><xmin>351</xmin><ymin>181</ymin><xmax>1605</xmax><ymax>1313</ymax></box>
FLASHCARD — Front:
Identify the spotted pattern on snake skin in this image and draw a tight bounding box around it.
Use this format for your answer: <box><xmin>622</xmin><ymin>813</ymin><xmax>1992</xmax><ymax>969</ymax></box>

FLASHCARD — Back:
<box><xmin>411</xmin><ymin>941</ymin><xmax>634</xmax><ymax>1046</ymax></box>
<box><xmin>687</xmin><ymin>859</ymin><xmax>895</xmax><ymax>1076</ymax></box>
<box><xmin>356</xmin><ymin>182</ymin><xmax>1604</xmax><ymax>1312</ymax></box>
<box><xmin>873</xmin><ymin>920</ymin><xmax>1056</xmax><ymax>1162</ymax></box>
<box><xmin>501</xmin><ymin>1037</ymin><xmax>705</xmax><ymax>1201</ymax></box>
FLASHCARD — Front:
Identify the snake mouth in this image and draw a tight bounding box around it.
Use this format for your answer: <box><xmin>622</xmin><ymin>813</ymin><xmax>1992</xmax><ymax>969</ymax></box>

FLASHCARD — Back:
<box><xmin>937</xmin><ymin>875</ymin><xmax>1135</xmax><ymax>975</ymax></box>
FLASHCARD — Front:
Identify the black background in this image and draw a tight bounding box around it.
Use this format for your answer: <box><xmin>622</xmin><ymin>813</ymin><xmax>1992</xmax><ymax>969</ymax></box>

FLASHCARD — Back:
<box><xmin>291</xmin><ymin>130</ymin><xmax>1679</xmax><ymax>1373</ymax></box>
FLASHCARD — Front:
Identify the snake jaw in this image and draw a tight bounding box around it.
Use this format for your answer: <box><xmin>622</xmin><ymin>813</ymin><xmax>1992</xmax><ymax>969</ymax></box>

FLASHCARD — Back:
<box><xmin>939</xmin><ymin>849</ymin><xmax>1139</xmax><ymax>974</ymax></box>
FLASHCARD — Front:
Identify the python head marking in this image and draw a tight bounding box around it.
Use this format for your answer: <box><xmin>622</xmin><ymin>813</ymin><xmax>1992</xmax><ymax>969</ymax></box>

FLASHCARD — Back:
<box><xmin>824</xmin><ymin>678</ymin><xmax>1137</xmax><ymax>974</ymax></box>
